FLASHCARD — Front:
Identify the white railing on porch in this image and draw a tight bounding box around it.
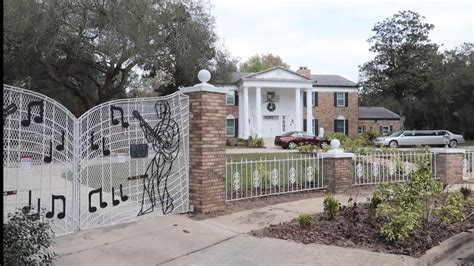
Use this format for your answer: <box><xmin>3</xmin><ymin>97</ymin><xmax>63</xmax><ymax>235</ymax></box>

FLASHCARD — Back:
<box><xmin>226</xmin><ymin>155</ymin><xmax>325</xmax><ymax>201</ymax></box>
<box><xmin>353</xmin><ymin>150</ymin><xmax>436</xmax><ymax>186</ymax></box>
<box><xmin>463</xmin><ymin>151</ymin><xmax>474</xmax><ymax>180</ymax></box>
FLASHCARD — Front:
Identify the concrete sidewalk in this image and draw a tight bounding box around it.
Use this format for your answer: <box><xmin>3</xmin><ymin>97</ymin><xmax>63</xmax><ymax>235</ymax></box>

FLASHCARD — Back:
<box><xmin>54</xmin><ymin>191</ymin><xmax>420</xmax><ymax>266</ymax></box>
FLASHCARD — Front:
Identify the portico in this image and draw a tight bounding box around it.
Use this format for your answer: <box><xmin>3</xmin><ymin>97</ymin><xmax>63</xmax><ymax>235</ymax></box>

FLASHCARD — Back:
<box><xmin>223</xmin><ymin>66</ymin><xmax>360</xmax><ymax>140</ymax></box>
<box><xmin>233</xmin><ymin>68</ymin><xmax>313</xmax><ymax>139</ymax></box>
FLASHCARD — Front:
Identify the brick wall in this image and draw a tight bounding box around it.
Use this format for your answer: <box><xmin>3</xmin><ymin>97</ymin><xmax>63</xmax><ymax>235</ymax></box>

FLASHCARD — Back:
<box><xmin>435</xmin><ymin>153</ymin><xmax>464</xmax><ymax>184</ymax></box>
<box><xmin>304</xmin><ymin>92</ymin><xmax>359</xmax><ymax>137</ymax></box>
<box><xmin>358</xmin><ymin>120</ymin><xmax>401</xmax><ymax>134</ymax></box>
<box><xmin>323</xmin><ymin>157</ymin><xmax>353</xmax><ymax>193</ymax></box>
<box><xmin>187</xmin><ymin>91</ymin><xmax>226</xmax><ymax>213</ymax></box>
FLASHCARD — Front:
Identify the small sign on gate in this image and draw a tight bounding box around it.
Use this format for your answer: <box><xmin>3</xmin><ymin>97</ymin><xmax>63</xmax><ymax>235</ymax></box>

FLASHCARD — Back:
<box><xmin>20</xmin><ymin>155</ymin><xmax>32</xmax><ymax>170</ymax></box>
<box><xmin>116</xmin><ymin>150</ymin><xmax>128</xmax><ymax>163</ymax></box>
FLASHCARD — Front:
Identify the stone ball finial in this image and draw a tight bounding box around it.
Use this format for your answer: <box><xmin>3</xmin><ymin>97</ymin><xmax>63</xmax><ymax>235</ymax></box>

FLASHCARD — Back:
<box><xmin>197</xmin><ymin>69</ymin><xmax>211</xmax><ymax>84</ymax></box>
<box><xmin>330</xmin><ymin>139</ymin><xmax>341</xmax><ymax>149</ymax></box>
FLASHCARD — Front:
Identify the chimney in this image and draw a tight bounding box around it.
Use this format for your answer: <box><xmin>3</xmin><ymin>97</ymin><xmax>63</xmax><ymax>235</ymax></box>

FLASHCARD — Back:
<box><xmin>296</xmin><ymin>66</ymin><xmax>311</xmax><ymax>78</ymax></box>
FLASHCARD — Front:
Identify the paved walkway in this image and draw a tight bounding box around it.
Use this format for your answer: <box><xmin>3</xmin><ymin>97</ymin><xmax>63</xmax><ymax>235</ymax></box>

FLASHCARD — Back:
<box><xmin>54</xmin><ymin>191</ymin><xmax>424</xmax><ymax>265</ymax></box>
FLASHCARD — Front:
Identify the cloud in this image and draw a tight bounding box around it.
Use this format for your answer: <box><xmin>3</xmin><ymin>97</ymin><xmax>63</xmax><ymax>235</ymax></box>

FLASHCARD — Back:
<box><xmin>211</xmin><ymin>0</ymin><xmax>473</xmax><ymax>82</ymax></box>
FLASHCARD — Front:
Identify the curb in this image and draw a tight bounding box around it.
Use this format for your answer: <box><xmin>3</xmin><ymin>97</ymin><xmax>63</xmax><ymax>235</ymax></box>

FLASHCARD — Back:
<box><xmin>416</xmin><ymin>229</ymin><xmax>473</xmax><ymax>266</ymax></box>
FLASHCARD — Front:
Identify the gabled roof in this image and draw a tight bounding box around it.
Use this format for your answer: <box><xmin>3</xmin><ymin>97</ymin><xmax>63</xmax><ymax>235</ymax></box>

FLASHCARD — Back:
<box><xmin>359</xmin><ymin>107</ymin><xmax>400</xmax><ymax>120</ymax></box>
<box><xmin>243</xmin><ymin>66</ymin><xmax>312</xmax><ymax>80</ymax></box>
<box><xmin>226</xmin><ymin>68</ymin><xmax>358</xmax><ymax>87</ymax></box>
<box><xmin>311</xmin><ymin>75</ymin><xmax>358</xmax><ymax>87</ymax></box>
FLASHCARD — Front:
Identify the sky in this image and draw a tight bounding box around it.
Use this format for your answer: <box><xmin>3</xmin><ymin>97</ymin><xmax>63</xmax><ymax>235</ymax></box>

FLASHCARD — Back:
<box><xmin>210</xmin><ymin>0</ymin><xmax>473</xmax><ymax>83</ymax></box>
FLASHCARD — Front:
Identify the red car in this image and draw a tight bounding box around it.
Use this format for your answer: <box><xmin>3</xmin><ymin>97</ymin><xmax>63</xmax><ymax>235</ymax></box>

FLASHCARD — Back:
<box><xmin>274</xmin><ymin>131</ymin><xmax>330</xmax><ymax>150</ymax></box>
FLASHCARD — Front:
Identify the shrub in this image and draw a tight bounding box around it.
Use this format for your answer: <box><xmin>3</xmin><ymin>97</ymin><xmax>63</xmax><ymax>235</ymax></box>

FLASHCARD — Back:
<box><xmin>323</xmin><ymin>195</ymin><xmax>340</xmax><ymax>220</ymax></box>
<box><xmin>297</xmin><ymin>213</ymin><xmax>315</xmax><ymax>229</ymax></box>
<box><xmin>373</xmin><ymin>154</ymin><xmax>454</xmax><ymax>241</ymax></box>
<box><xmin>459</xmin><ymin>186</ymin><xmax>472</xmax><ymax>200</ymax></box>
<box><xmin>226</xmin><ymin>139</ymin><xmax>248</xmax><ymax>147</ymax></box>
<box><xmin>369</xmin><ymin>195</ymin><xmax>382</xmax><ymax>210</ymax></box>
<box><xmin>3</xmin><ymin>209</ymin><xmax>56</xmax><ymax>264</ymax></box>
<box><xmin>296</xmin><ymin>144</ymin><xmax>317</xmax><ymax>153</ymax></box>
<box><xmin>248</xmin><ymin>137</ymin><xmax>265</xmax><ymax>148</ymax></box>
<box><xmin>433</xmin><ymin>192</ymin><xmax>466</xmax><ymax>224</ymax></box>
<box><xmin>325</xmin><ymin>132</ymin><xmax>348</xmax><ymax>143</ymax></box>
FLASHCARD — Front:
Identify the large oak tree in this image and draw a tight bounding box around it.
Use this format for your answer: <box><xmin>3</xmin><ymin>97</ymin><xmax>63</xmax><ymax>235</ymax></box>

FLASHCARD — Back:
<box><xmin>4</xmin><ymin>0</ymin><xmax>236</xmax><ymax>115</ymax></box>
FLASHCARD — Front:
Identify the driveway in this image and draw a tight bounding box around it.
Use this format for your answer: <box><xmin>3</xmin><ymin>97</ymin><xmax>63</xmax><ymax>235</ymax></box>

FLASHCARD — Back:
<box><xmin>53</xmin><ymin>191</ymin><xmax>421</xmax><ymax>266</ymax></box>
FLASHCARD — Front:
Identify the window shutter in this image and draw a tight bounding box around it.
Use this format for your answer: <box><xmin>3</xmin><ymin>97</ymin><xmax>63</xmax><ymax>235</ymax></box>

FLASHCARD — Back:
<box><xmin>303</xmin><ymin>92</ymin><xmax>307</xmax><ymax>107</ymax></box>
<box><xmin>390</xmin><ymin>126</ymin><xmax>393</xmax><ymax>132</ymax></box>
<box><xmin>235</xmin><ymin>118</ymin><xmax>239</xmax><ymax>137</ymax></box>
<box><xmin>334</xmin><ymin>120</ymin><xmax>337</xmax><ymax>132</ymax></box>
<box><xmin>345</xmin><ymin>93</ymin><xmax>348</xmax><ymax>107</ymax></box>
<box><xmin>303</xmin><ymin>119</ymin><xmax>307</xmax><ymax>131</ymax></box>
<box><xmin>334</xmin><ymin>93</ymin><xmax>337</xmax><ymax>107</ymax></box>
<box><xmin>345</xmin><ymin>120</ymin><xmax>349</xmax><ymax>135</ymax></box>
<box><xmin>314</xmin><ymin>119</ymin><xmax>319</xmax><ymax>134</ymax></box>
<box><xmin>314</xmin><ymin>92</ymin><xmax>318</xmax><ymax>106</ymax></box>
<box><xmin>234</xmin><ymin>91</ymin><xmax>239</xmax><ymax>106</ymax></box>
<box><xmin>379</xmin><ymin>126</ymin><xmax>383</xmax><ymax>133</ymax></box>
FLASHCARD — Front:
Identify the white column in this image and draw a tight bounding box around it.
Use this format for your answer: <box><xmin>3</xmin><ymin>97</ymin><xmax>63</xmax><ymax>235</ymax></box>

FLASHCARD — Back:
<box><xmin>295</xmin><ymin>88</ymin><xmax>301</xmax><ymax>131</ymax></box>
<box><xmin>243</xmin><ymin>87</ymin><xmax>250</xmax><ymax>139</ymax></box>
<box><xmin>238</xmin><ymin>89</ymin><xmax>243</xmax><ymax>138</ymax></box>
<box><xmin>306</xmin><ymin>89</ymin><xmax>313</xmax><ymax>133</ymax></box>
<box><xmin>255</xmin><ymin>87</ymin><xmax>262</xmax><ymax>137</ymax></box>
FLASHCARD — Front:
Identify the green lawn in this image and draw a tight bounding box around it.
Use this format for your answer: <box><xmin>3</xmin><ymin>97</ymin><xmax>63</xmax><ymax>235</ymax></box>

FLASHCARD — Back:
<box><xmin>460</xmin><ymin>140</ymin><xmax>474</xmax><ymax>147</ymax></box>
<box><xmin>226</xmin><ymin>152</ymin><xmax>304</xmax><ymax>162</ymax></box>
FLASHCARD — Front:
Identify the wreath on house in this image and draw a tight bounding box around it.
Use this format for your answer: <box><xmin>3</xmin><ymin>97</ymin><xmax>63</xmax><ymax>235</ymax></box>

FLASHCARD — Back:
<box><xmin>267</xmin><ymin>102</ymin><xmax>276</xmax><ymax>112</ymax></box>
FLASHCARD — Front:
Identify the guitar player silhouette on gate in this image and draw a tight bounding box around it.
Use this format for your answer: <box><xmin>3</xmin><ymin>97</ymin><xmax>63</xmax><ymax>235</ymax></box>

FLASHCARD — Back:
<box><xmin>132</xmin><ymin>100</ymin><xmax>180</xmax><ymax>216</ymax></box>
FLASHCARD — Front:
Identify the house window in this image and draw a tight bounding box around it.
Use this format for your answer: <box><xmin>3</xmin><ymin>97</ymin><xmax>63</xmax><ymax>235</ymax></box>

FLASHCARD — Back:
<box><xmin>334</xmin><ymin>115</ymin><xmax>348</xmax><ymax>135</ymax></box>
<box><xmin>312</xmin><ymin>92</ymin><xmax>318</xmax><ymax>106</ymax></box>
<box><xmin>226</xmin><ymin>115</ymin><xmax>235</xmax><ymax>137</ymax></box>
<box><xmin>336</xmin><ymin>92</ymin><xmax>345</xmax><ymax>106</ymax></box>
<box><xmin>336</xmin><ymin>120</ymin><xmax>345</xmax><ymax>133</ymax></box>
<box><xmin>312</xmin><ymin>119</ymin><xmax>318</xmax><ymax>135</ymax></box>
<box><xmin>226</xmin><ymin>91</ymin><xmax>235</xmax><ymax>105</ymax></box>
<box><xmin>381</xmin><ymin>126</ymin><xmax>390</xmax><ymax>134</ymax></box>
<box><xmin>358</xmin><ymin>125</ymin><xmax>367</xmax><ymax>134</ymax></box>
<box><xmin>282</xmin><ymin>116</ymin><xmax>286</xmax><ymax>133</ymax></box>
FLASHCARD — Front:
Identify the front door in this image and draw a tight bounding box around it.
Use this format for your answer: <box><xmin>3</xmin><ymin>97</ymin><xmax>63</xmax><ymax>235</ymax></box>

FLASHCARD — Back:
<box><xmin>262</xmin><ymin>116</ymin><xmax>280</xmax><ymax>137</ymax></box>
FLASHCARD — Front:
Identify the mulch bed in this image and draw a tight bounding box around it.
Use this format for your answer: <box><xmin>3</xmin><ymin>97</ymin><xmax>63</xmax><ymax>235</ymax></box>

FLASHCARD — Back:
<box><xmin>250</xmin><ymin>202</ymin><xmax>474</xmax><ymax>258</ymax></box>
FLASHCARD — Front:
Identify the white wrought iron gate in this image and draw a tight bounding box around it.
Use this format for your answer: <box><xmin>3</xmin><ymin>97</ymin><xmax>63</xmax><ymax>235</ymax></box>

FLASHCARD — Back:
<box><xmin>3</xmin><ymin>85</ymin><xmax>189</xmax><ymax>236</ymax></box>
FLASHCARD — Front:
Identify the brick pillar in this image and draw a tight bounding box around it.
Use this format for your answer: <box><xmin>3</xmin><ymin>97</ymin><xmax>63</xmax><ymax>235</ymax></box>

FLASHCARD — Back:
<box><xmin>181</xmin><ymin>72</ymin><xmax>226</xmax><ymax>213</ymax></box>
<box><xmin>432</xmin><ymin>148</ymin><xmax>465</xmax><ymax>185</ymax></box>
<box><xmin>320</xmin><ymin>147</ymin><xmax>355</xmax><ymax>193</ymax></box>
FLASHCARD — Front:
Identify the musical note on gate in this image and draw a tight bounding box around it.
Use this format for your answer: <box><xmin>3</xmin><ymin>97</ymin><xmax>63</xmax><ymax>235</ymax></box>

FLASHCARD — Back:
<box><xmin>111</xmin><ymin>105</ymin><xmax>129</xmax><ymax>128</ymax></box>
<box><xmin>88</xmin><ymin>188</ymin><xmax>108</xmax><ymax>213</ymax></box>
<box><xmin>112</xmin><ymin>184</ymin><xmax>129</xmax><ymax>206</ymax></box>
<box><xmin>45</xmin><ymin>194</ymin><xmax>66</xmax><ymax>219</ymax></box>
<box><xmin>21</xmin><ymin>100</ymin><xmax>44</xmax><ymax>127</ymax></box>
<box><xmin>37</xmin><ymin>198</ymin><xmax>41</xmax><ymax>215</ymax></box>
<box><xmin>44</xmin><ymin>140</ymin><xmax>53</xmax><ymax>163</ymax></box>
<box><xmin>56</xmin><ymin>130</ymin><xmax>65</xmax><ymax>151</ymax></box>
<box><xmin>21</xmin><ymin>190</ymin><xmax>33</xmax><ymax>213</ymax></box>
<box><xmin>90</xmin><ymin>131</ymin><xmax>99</xmax><ymax>151</ymax></box>
<box><xmin>102</xmin><ymin>137</ymin><xmax>110</xmax><ymax>156</ymax></box>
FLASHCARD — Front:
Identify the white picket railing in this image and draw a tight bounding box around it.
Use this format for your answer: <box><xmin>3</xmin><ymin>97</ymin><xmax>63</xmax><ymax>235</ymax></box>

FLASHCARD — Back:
<box><xmin>226</xmin><ymin>154</ymin><xmax>325</xmax><ymax>201</ymax></box>
<box><xmin>353</xmin><ymin>150</ymin><xmax>436</xmax><ymax>186</ymax></box>
<box><xmin>463</xmin><ymin>151</ymin><xmax>474</xmax><ymax>180</ymax></box>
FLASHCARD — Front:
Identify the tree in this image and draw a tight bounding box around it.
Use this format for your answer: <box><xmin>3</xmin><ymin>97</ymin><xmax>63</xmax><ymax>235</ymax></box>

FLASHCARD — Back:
<box><xmin>3</xmin><ymin>0</ymin><xmax>236</xmax><ymax>114</ymax></box>
<box><xmin>440</xmin><ymin>43</ymin><xmax>474</xmax><ymax>135</ymax></box>
<box><xmin>239</xmin><ymin>53</ymin><xmax>290</xmax><ymax>72</ymax></box>
<box><xmin>359</xmin><ymin>11</ymin><xmax>444</xmax><ymax>129</ymax></box>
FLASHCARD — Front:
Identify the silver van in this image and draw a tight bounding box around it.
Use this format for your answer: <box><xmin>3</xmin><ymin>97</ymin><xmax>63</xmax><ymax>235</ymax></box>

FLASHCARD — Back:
<box><xmin>374</xmin><ymin>130</ymin><xmax>465</xmax><ymax>148</ymax></box>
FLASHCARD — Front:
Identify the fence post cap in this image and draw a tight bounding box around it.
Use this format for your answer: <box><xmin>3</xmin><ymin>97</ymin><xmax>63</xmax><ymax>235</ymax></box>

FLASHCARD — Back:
<box><xmin>179</xmin><ymin>69</ymin><xmax>227</xmax><ymax>94</ymax></box>
<box><xmin>431</xmin><ymin>148</ymin><xmax>466</xmax><ymax>154</ymax></box>
<box><xmin>197</xmin><ymin>69</ymin><xmax>211</xmax><ymax>83</ymax></box>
